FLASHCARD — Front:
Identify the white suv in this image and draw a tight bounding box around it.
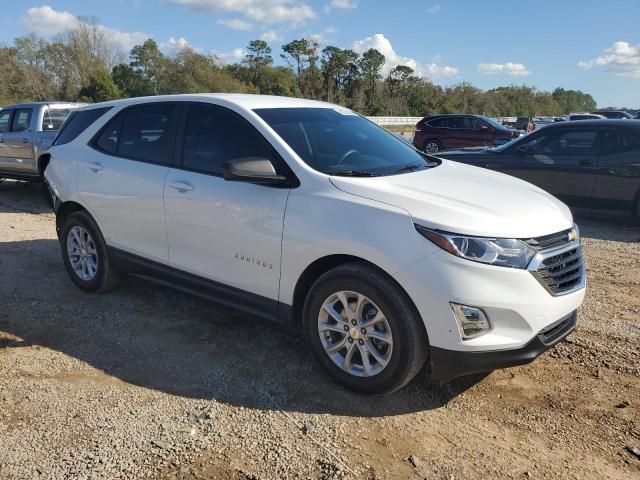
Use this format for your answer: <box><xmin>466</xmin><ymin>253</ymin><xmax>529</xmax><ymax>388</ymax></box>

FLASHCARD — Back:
<box><xmin>46</xmin><ymin>94</ymin><xmax>586</xmax><ymax>394</ymax></box>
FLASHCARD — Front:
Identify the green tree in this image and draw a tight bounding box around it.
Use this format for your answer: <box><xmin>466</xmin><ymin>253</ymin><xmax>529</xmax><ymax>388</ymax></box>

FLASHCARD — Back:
<box><xmin>244</xmin><ymin>40</ymin><xmax>273</xmax><ymax>85</ymax></box>
<box><xmin>78</xmin><ymin>70</ymin><xmax>120</xmax><ymax>102</ymax></box>
<box><xmin>358</xmin><ymin>48</ymin><xmax>385</xmax><ymax>111</ymax></box>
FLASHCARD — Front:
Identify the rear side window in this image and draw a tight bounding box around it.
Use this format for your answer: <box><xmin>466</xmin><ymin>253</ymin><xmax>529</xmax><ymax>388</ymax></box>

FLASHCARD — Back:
<box><xmin>0</xmin><ymin>110</ymin><xmax>12</xmax><ymax>133</ymax></box>
<box><xmin>11</xmin><ymin>109</ymin><xmax>32</xmax><ymax>132</ymax></box>
<box><xmin>42</xmin><ymin>108</ymin><xmax>72</xmax><ymax>131</ymax></box>
<box><xmin>54</xmin><ymin>107</ymin><xmax>112</xmax><ymax>146</ymax></box>
<box><xmin>116</xmin><ymin>104</ymin><xmax>177</xmax><ymax>164</ymax></box>
<box><xmin>428</xmin><ymin>118</ymin><xmax>447</xmax><ymax>128</ymax></box>
<box><xmin>181</xmin><ymin>103</ymin><xmax>277</xmax><ymax>175</ymax></box>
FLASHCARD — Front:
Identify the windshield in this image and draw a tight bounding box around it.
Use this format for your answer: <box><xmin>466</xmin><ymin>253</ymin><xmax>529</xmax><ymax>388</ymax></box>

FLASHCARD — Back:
<box><xmin>479</xmin><ymin>115</ymin><xmax>508</xmax><ymax>130</ymax></box>
<box><xmin>255</xmin><ymin>107</ymin><xmax>438</xmax><ymax>176</ymax></box>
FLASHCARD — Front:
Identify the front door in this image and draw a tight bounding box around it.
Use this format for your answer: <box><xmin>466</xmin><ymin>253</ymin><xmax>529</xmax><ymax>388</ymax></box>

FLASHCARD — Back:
<box><xmin>0</xmin><ymin>108</ymin><xmax>35</xmax><ymax>174</ymax></box>
<box><xmin>495</xmin><ymin>129</ymin><xmax>598</xmax><ymax>205</ymax></box>
<box><xmin>164</xmin><ymin>102</ymin><xmax>291</xmax><ymax>312</ymax></box>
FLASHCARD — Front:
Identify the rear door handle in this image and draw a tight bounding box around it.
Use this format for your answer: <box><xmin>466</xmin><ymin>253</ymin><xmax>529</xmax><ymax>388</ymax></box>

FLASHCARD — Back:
<box><xmin>22</xmin><ymin>138</ymin><xmax>29</xmax><ymax>144</ymax></box>
<box><xmin>579</xmin><ymin>158</ymin><xmax>593</xmax><ymax>166</ymax></box>
<box><xmin>168</xmin><ymin>181</ymin><xmax>194</xmax><ymax>193</ymax></box>
<box><xmin>87</xmin><ymin>162</ymin><xmax>103</xmax><ymax>172</ymax></box>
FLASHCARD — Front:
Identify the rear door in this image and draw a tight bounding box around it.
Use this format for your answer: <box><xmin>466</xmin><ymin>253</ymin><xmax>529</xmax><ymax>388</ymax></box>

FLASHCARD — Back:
<box><xmin>592</xmin><ymin>128</ymin><xmax>640</xmax><ymax>211</ymax></box>
<box><xmin>77</xmin><ymin>102</ymin><xmax>179</xmax><ymax>263</ymax></box>
<box><xmin>163</xmin><ymin>102</ymin><xmax>291</xmax><ymax>310</ymax></box>
<box><xmin>0</xmin><ymin>108</ymin><xmax>35</xmax><ymax>174</ymax></box>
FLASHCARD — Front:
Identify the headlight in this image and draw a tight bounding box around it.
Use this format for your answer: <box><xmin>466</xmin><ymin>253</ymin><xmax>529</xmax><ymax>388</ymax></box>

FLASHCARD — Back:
<box><xmin>415</xmin><ymin>225</ymin><xmax>536</xmax><ymax>269</ymax></box>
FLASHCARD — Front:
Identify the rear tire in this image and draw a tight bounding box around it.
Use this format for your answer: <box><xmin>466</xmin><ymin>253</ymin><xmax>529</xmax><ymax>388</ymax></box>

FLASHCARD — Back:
<box><xmin>303</xmin><ymin>262</ymin><xmax>428</xmax><ymax>394</ymax></box>
<box><xmin>422</xmin><ymin>139</ymin><xmax>441</xmax><ymax>154</ymax></box>
<box><xmin>60</xmin><ymin>210</ymin><xmax>120</xmax><ymax>293</ymax></box>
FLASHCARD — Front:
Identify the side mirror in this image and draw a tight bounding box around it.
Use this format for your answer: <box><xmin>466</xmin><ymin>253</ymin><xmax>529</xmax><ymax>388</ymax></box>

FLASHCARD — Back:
<box><xmin>480</xmin><ymin>124</ymin><xmax>490</xmax><ymax>131</ymax></box>
<box><xmin>516</xmin><ymin>144</ymin><xmax>529</xmax><ymax>154</ymax></box>
<box><xmin>223</xmin><ymin>157</ymin><xmax>289</xmax><ymax>186</ymax></box>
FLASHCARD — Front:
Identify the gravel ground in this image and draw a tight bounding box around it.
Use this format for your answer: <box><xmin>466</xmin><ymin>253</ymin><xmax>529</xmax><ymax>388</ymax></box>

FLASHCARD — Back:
<box><xmin>0</xmin><ymin>180</ymin><xmax>638</xmax><ymax>480</ymax></box>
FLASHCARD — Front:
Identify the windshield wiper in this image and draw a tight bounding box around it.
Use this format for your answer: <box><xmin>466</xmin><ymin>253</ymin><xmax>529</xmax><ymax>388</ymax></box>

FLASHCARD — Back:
<box><xmin>331</xmin><ymin>170</ymin><xmax>381</xmax><ymax>177</ymax></box>
<box><xmin>389</xmin><ymin>163</ymin><xmax>424</xmax><ymax>175</ymax></box>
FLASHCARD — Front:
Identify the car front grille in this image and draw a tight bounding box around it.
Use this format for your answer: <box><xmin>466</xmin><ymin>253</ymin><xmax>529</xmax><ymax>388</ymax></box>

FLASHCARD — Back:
<box><xmin>525</xmin><ymin>229</ymin><xmax>585</xmax><ymax>296</ymax></box>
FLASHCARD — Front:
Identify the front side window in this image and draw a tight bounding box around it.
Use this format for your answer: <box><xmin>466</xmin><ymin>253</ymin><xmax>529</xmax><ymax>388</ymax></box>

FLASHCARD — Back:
<box><xmin>181</xmin><ymin>103</ymin><xmax>278</xmax><ymax>175</ymax></box>
<box><xmin>256</xmin><ymin>107</ymin><xmax>437</xmax><ymax>176</ymax></box>
<box><xmin>117</xmin><ymin>103</ymin><xmax>177</xmax><ymax>164</ymax></box>
<box><xmin>600</xmin><ymin>129</ymin><xmax>640</xmax><ymax>155</ymax></box>
<box><xmin>0</xmin><ymin>110</ymin><xmax>12</xmax><ymax>133</ymax></box>
<box><xmin>11</xmin><ymin>109</ymin><xmax>32</xmax><ymax>132</ymax></box>
<box><xmin>545</xmin><ymin>131</ymin><xmax>598</xmax><ymax>155</ymax></box>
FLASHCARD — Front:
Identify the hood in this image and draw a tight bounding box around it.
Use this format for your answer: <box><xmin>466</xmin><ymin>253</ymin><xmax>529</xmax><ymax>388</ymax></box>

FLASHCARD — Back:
<box><xmin>329</xmin><ymin>160</ymin><xmax>573</xmax><ymax>239</ymax></box>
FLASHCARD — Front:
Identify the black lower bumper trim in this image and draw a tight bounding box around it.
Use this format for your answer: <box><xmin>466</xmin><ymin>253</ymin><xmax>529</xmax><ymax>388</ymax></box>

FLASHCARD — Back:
<box><xmin>430</xmin><ymin>310</ymin><xmax>577</xmax><ymax>381</ymax></box>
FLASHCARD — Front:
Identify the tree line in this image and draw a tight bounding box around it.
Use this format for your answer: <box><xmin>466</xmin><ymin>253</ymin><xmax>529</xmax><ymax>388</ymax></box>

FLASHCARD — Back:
<box><xmin>0</xmin><ymin>20</ymin><xmax>601</xmax><ymax>117</ymax></box>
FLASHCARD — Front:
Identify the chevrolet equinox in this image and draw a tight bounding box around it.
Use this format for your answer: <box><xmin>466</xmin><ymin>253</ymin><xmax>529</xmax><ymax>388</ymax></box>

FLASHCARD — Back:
<box><xmin>45</xmin><ymin>94</ymin><xmax>586</xmax><ymax>394</ymax></box>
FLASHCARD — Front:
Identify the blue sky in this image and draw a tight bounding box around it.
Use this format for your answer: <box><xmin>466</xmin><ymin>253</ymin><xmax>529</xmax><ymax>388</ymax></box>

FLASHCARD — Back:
<box><xmin>1</xmin><ymin>1</ymin><xmax>639</xmax><ymax>107</ymax></box>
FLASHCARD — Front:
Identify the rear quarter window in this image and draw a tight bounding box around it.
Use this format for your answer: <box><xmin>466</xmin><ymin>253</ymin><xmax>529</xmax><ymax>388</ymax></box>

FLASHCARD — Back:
<box><xmin>53</xmin><ymin>107</ymin><xmax>112</xmax><ymax>146</ymax></box>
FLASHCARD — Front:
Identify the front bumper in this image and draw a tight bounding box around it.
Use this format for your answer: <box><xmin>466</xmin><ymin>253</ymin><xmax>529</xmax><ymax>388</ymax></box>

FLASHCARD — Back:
<box><xmin>430</xmin><ymin>310</ymin><xmax>577</xmax><ymax>380</ymax></box>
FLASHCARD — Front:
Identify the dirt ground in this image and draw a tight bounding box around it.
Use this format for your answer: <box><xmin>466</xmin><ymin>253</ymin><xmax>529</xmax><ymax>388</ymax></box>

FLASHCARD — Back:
<box><xmin>0</xmin><ymin>180</ymin><xmax>638</xmax><ymax>480</ymax></box>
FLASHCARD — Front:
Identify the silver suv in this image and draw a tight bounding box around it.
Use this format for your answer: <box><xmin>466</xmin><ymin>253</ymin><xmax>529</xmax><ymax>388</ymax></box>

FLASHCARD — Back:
<box><xmin>0</xmin><ymin>102</ymin><xmax>82</xmax><ymax>183</ymax></box>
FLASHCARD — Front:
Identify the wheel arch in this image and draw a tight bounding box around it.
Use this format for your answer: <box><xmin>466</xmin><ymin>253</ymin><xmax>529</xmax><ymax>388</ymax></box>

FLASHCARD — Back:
<box><xmin>55</xmin><ymin>201</ymin><xmax>96</xmax><ymax>237</ymax></box>
<box><xmin>289</xmin><ymin>254</ymin><xmax>425</xmax><ymax>335</ymax></box>
<box><xmin>37</xmin><ymin>153</ymin><xmax>51</xmax><ymax>178</ymax></box>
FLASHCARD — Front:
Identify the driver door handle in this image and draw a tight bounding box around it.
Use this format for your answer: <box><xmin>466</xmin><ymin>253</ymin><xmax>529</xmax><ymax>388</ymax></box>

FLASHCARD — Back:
<box><xmin>168</xmin><ymin>181</ymin><xmax>194</xmax><ymax>193</ymax></box>
<box><xmin>87</xmin><ymin>162</ymin><xmax>103</xmax><ymax>172</ymax></box>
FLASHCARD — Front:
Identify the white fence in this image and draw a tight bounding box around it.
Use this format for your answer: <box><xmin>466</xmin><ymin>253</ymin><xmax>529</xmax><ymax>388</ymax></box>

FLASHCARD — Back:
<box><xmin>366</xmin><ymin>116</ymin><xmax>423</xmax><ymax>126</ymax></box>
<box><xmin>367</xmin><ymin>116</ymin><xmax>518</xmax><ymax>125</ymax></box>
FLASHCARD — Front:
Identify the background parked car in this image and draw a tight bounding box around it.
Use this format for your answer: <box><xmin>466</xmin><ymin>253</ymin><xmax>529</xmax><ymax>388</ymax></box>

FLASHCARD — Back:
<box><xmin>412</xmin><ymin>114</ymin><xmax>518</xmax><ymax>153</ymax></box>
<box><xmin>566</xmin><ymin>112</ymin><xmax>606</xmax><ymax>121</ymax></box>
<box><xmin>0</xmin><ymin>102</ymin><xmax>82</xmax><ymax>183</ymax></box>
<box><xmin>592</xmin><ymin>110</ymin><xmax>634</xmax><ymax>119</ymax></box>
<box><xmin>436</xmin><ymin>120</ymin><xmax>640</xmax><ymax>219</ymax></box>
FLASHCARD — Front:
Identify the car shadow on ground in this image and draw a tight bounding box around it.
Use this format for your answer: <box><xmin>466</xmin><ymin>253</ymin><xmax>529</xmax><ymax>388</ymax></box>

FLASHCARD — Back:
<box><xmin>0</xmin><ymin>180</ymin><xmax>52</xmax><ymax>215</ymax></box>
<box><xmin>0</xmin><ymin>238</ymin><xmax>485</xmax><ymax>417</ymax></box>
<box><xmin>573</xmin><ymin>210</ymin><xmax>640</xmax><ymax>243</ymax></box>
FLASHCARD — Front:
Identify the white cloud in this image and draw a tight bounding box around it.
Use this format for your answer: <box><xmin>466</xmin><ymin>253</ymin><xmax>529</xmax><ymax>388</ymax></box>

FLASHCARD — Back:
<box><xmin>217</xmin><ymin>18</ymin><xmax>254</xmax><ymax>30</ymax></box>
<box><xmin>213</xmin><ymin>47</ymin><xmax>246</xmax><ymax>64</ymax></box>
<box><xmin>579</xmin><ymin>41</ymin><xmax>640</xmax><ymax>79</ymax></box>
<box><xmin>426</xmin><ymin>4</ymin><xmax>441</xmax><ymax>14</ymax></box>
<box><xmin>21</xmin><ymin>5</ymin><xmax>150</xmax><ymax>52</ymax></box>
<box><xmin>260</xmin><ymin>30</ymin><xmax>283</xmax><ymax>42</ymax></box>
<box><xmin>245</xmin><ymin>4</ymin><xmax>315</xmax><ymax>25</ymax></box>
<box><xmin>352</xmin><ymin>33</ymin><xmax>458</xmax><ymax>79</ymax></box>
<box><xmin>324</xmin><ymin>0</ymin><xmax>357</xmax><ymax>13</ymax></box>
<box><xmin>21</xmin><ymin>5</ymin><xmax>80</xmax><ymax>37</ymax></box>
<box><xmin>162</xmin><ymin>36</ymin><xmax>191</xmax><ymax>52</ymax></box>
<box><xmin>477</xmin><ymin>62</ymin><xmax>531</xmax><ymax>76</ymax></box>
<box><xmin>168</xmin><ymin>0</ymin><xmax>316</xmax><ymax>26</ymax></box>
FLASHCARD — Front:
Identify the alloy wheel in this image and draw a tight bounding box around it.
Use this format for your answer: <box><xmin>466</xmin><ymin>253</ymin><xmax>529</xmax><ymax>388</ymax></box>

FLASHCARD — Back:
<box><xmin>424</xmin><ymin>142</ymin><xmax>439</xmax><ymax>153</ymax></box>
<box><xmin>317</xmin><ymin>291</ymin><xmax>393</xmax><ymax>377</ymax></box>
<box><xmin>66</xmin><ymin>226</ymin><xmax>99</xmax><ymax>281</ymax></box>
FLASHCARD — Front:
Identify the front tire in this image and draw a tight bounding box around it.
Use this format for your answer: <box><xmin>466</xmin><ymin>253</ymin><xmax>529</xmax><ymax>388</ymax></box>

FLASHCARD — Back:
<box><xmin>303</xmin><ymin>262</ymin><xmax>428</xmax><ymax>394</ymax></box>
<box><xmin>60</xmin><ymin>210</ymin><xmax>119</xmax><ymax>292</ymax></box>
